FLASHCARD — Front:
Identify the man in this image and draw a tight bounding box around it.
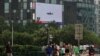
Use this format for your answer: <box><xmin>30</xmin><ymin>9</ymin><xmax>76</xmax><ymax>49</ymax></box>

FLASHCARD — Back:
<box><xmin>73</xmin><ymin>45</ymin><xmax>79</xmax><ymax>56</ymax></box>
<box><xmin>88</xmin><ymin>46</ymin><xmax>95</xmax><ymax>56</ymax></box>
<box><xmin>46</xmin><ymin>45</ymin><xmax>53</xmax><ymax>56</ymax></box>
<box><xmin>5</xmin><ymin>41</ymin><xmax>12</xmax><ymax>56</ymax></box>
<box><xmin>60</xmin><ymin>45</ymin><xmax>65</xmax><ymax>56</ymax></box>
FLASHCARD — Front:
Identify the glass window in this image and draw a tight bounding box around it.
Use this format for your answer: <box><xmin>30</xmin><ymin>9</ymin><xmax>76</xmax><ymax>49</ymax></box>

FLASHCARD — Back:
<box><xmin>99</xmin><ymin>19</ymin><xmax>100</xmax><ymax>22</ymax></box>
<box><xmin>32</xmin><ymin>0</ymin><xmax>36</xmax><ymax>2</ymax></box>
<box><xmin>78</xmin><ymin>0</ymin><xmax>83</xmax><ymax>2</ymax></box>
<box><xmin>32</xmin><ymin>13</ymin><xmax>35</xmax><ymax>20</ymax></box>
<box><xmin>4</xmin><ymin>3</ymin><xmax>9</xmax><ymax>13</ymax></box>
<box><xmin>27</xmin><ymin>10</ymin><xmax>30</xmax><ymax>12</ymax></box>
<box><xmin>99</xmin><ymin>1</ymin><xmax>100</xmax><ymax>4</ymax></box>
<box><xmin>4</xmin><ymin>0</ymin><xmax>9</xmax><ymax>2</ymax></box>
<box><xmin>9</xmin><ymin>0</ymin><xmax>11</xmax><ymax>2</ymax></box>
<box><xmin>99</xmin><ymin>10</ymin><xmax>100</xmax><ymax>14</ymax></box>
<box><xmin>56</xmin><ymin>0</ymin><xmax>60</xmax><ymax>4</ymax></box>
<box><xmin>23</xmin><ymin>0</ymin><xmax>27</xmax><ymax>2</ymax></box>
<box><xmin>49</xmin><ymin>0</ymin><xmax>51</xmax><ymax>3</ymax></box>
<box><xmin>51</xmin><ymin>0</ymin><xmax>56</xmax><ymax>4</ymax></box>
<box><xmin>60</xmin><ymin>0</ymin><xmax>62</xmax><ymax>4</ymax></box>
<box><xmin>66</xmin><ymin>0</ymin><xmax>73</xmax><ymax>1</ymax></box>
<box><xmin>77</xmin><ymin>3</ymin><xmax>82</xmax><ymax>7</ymax></box>
<box><xmin>13</xmin><ymin>10</ymin><xmax>16</xmax><ymax>13</ymax></box>
<box><xmin>45</xmin><ymin>0</ymin><xmax>49</xmax><ymax>3</ymax></box>
<box><xmin>30</xmin><ymin>2</ymin><xmax>32</xmax><ymax>9</ymax></box>
<box><xmin>21</xmin><ymin>10</ymin><xmax>23</xmax><ymax>20</ymax></box>
<box><xmin>18</xmin><ymin>20</ymin><xmax>21</xmax><ymax>23</ymax></box>
<box><xmin>23</xmin><ymin>3</ymin><xmax>27</xmax><ymax>9</ymax></box>
<box><xmin>5</xmin><ymin>20</ymin><xmax>9</xmax><ymax>24</ymax></box>
<box><xmin>23</xmin><ymin>20</ymin><xmax>27</xmax><ymax>26</ymax></box>
<box><xmin>18</xmin><ymin>0</ymin><xmax>21</xmax><ymax>2</ymax></box>
<box><xmin>37</xmin><ymin>0</ymin><xmax>45</xmax><ymax>3</ymax></box>
<box><xmin>30</xmin><ymin>2</ymin><xmax>36</xmax><ymax>9</ymax></box>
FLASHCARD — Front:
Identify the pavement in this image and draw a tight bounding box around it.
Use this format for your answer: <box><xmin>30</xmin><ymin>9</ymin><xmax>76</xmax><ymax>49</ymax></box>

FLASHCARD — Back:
<box><xmin>80</xmin><ymin>54</ymin><xmax>100</xmax><ymax>56</ymax></box>
<box><xmin>94</xmin><ymin>54</ymin><xmax>100</xmax><ymax>56</ymax></box>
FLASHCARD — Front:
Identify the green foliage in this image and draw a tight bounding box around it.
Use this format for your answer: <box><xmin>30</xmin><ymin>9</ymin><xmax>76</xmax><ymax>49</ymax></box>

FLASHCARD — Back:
<box><xmin>12</xmin><ymin>45</ymin><xmax>41</xmax><ymax>52</ymax></box>
<box><xmin>0</xmin><ymin>17</ymin><xmax>100</xmax><ymax>46</ymax></box>
<box><xmin>0</xmin><ymin>16</ymin><xmax>9</xmax><ymax>33</ymax></box>
<box><xmin>0</xmin><ymin>45</ymin><xmax>44</xmax><ymax>56</ymax></box>
<box><xmin>14</xmin><ymin>32</ymin><xmax>34</xmax><ymax>45</ymax></box>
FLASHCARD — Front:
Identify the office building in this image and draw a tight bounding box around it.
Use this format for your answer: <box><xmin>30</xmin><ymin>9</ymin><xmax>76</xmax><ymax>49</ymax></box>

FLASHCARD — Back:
<box><xmin>64</xmin><ymin>0</ymin><xmax>96</xmax><ymax>33</ymax></box>
<box><xmin>3</xmin><ymin>0</ymin><xmax>32</xmax><ymax>25</ymax></box>
<box><xmin>95</xmin><ymin>0</ymin><xmax>100</xmax><ymax>35</ymax></box>
<box><xmin>1</xmin><ymin>0</ymin><xmax>62</xmax><ymax>25</ymax></box>
<box><xmin>0</xmin><ymin>0</ymin><xmax>4</xmax><ymax>16</ymax></box>
<box><xmin>0</xmin><ymin>0</ymin><xmax>97</xmax><ymax>34</ymax></box>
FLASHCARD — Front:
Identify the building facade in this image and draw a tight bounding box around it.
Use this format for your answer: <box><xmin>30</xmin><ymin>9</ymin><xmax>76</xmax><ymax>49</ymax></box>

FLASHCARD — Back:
<box><xmin>2</xmin><ymin>0</ymin><xmax>62</xmax><ymax>25</ymax></box>
<box><xmin>3</xmin><ymin>0</ymin><xmax>32</xmax><ymax>25</ymax></box>
<box><xmin>0</xmin><ymin>0</ymin><xmax>97</xmax><ymax>34</ymax></box>
<box><xmin>0</xmin><ymin>0</ymin><xmax>4</xmax><ymax>16</ymax></box>
<box><xmin>95</xmin><ymin>0</ymin><xmax>100</xmax><ymax>35</ymax></box>
<box><xmin>64</xmin><ymin>0</ymin><xmax>96</xmax><ymax>33</ymax></box>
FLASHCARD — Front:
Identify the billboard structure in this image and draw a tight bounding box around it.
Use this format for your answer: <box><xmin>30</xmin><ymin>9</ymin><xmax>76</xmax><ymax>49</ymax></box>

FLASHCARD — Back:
<box><xmin>35</xmin><ymin>3</ymin><xmax>62</xmax><ymax>23</ymax></box>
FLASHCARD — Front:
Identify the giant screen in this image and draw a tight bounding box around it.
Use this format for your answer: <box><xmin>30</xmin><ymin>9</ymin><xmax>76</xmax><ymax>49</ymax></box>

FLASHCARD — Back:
<box><xmin>36</xmin><ymin>3</ymin><xmax>62</xmax><ymax>23</ymax></box>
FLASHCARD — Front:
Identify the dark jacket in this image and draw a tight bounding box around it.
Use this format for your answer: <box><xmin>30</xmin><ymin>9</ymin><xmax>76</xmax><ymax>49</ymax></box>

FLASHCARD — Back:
<box><xmin>5</xmin><ymin>44</ymin><xmax>12</xmax><ymax>53</ymax></box>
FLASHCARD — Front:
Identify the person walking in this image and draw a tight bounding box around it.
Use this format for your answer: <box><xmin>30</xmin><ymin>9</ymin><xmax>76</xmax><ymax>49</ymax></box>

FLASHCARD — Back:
<box><xmin>88</xmin><ymin>45</ymin><xmax>95</xmax><ymax>56</ymax></box>
<box><xmin>60</xmin><ymin>45</ymin><xmax>65</xmax><ymax>56</ymax></box>
<box><xmin>46</xmin><ymin>45</ymin><xmax>53</xmax><ymax>56</ymax></box>
<box><xmin>53</xmin><ymin>44</ymin><xmax>60</xmax><ymax>56</ymax></box>
<box><xmin>65</xmin><ymin>43</ymin><xmax>70</xmax><ymax>56</ymax></box>
<box><xmin>73</xmin><ymin>45</ymin><xmax>79</xmax><ymax>56</ymax></box>
<box><xmin>5</xmin><ymin>41</ymin><xmax>12</xmax><ymax>56</ymax></box>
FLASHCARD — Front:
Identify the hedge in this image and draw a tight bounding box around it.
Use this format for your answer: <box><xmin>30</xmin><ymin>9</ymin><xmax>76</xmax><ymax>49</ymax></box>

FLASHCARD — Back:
<box><xmin>0</xmin><ymin>45</ymin><xmax>45</xmax><ymax>56</ymax></box>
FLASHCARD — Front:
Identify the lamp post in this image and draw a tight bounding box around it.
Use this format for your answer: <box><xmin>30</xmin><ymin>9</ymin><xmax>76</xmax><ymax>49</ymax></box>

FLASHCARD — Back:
<box><xmin>11</xmin><ymin>10</ymin><xmax>16</xmax><ymax>46</ymax></box>
<box><xmin>49</xmin><ymin>34</ymin><xmax>53</xmax><ymax>44</ymax></box>
<box><xmin>11</xmin><ymin>20</ymin><xmax>14</xmax><ymax>46</ymax></box>
<box><xmin>45</xmin><ymin>24</ymin><xmax>49</xmax><ymax>44</ymax></box>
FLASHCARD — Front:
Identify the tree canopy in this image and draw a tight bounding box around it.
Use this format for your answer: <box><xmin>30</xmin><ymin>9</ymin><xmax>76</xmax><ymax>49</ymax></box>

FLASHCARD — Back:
<box><xmin>0</xmin><ymin>16</ymin><xmax>100</xmax><ymax>46</ymax></box>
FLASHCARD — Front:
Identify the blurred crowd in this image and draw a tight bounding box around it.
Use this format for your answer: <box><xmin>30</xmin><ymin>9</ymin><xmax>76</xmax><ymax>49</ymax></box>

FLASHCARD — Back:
<box><xmin>42</xmin><ymin>43</ymin><xmax>95</xmax><ymax>56</ymax></box>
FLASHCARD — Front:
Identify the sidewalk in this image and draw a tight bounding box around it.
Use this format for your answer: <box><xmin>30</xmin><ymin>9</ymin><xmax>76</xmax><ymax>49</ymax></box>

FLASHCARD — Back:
<box><xmin>80</xmin><ymin>53</ymin><xmax>88</xmax><ymax>56</ymax></box>
<box><xmin>80</xmin><ymin>54</ymin><xmax>100</xmax><ymax>56</ymax></box>
<box><xmin>71</xmin><ymin>53</ymin><xmax>100</xmax><ymax>56</ymax></box>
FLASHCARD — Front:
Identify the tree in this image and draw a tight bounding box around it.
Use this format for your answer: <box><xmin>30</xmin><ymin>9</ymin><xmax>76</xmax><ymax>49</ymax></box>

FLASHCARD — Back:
<box><xmin>0</xmin><ymin>16</ymin><xmax>5</xmax><ymax>33</ymax></box>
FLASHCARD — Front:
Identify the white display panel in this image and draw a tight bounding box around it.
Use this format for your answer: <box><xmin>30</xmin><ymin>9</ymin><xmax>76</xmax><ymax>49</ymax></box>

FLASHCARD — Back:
<box><xmin>36</xmin><ymin>3</ymin><xmax>62</xmax><ymax>23</ymax></box>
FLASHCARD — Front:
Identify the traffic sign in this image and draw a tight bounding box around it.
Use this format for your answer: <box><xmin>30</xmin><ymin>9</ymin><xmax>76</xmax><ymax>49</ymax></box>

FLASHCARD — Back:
<box><xmin>75</xmin><ymin>24</ymin><xmax>83</xmax><ymax>40</ymax></box>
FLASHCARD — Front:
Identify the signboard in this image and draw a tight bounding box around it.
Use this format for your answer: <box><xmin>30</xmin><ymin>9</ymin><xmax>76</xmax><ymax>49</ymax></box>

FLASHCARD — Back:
<box><xmin>75</xmin><ymin>24</ymin><xmax>83</xmax><ymax>40</ymax></box>
<box><xmin>36</xmin><ymin>3</ymin><xmax>62</xmax><ymax>23</ymax></box>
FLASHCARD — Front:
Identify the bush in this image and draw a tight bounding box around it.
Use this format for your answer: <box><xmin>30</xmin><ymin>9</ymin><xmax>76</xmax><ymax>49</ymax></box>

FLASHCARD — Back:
<box><xmin>0</xmin><ymin>45</ymin><xmax>45</xmax><ymax>56</ymax></box>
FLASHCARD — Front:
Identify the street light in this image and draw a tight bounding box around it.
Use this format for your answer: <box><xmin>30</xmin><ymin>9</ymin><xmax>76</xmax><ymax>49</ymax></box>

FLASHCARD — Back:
<box><xmin>49</xmin><ymin>34</ymin><xmax>53</xmax><ymax>43</ymax></box>
<box><xmin>11</xmin><ymin>10</ymin><xmax>16</xmax><ymax>46</ymax></box>
<box><xmin>11</xmin><ymin>20</ymin><xmax>14</xmax><ymax>46</ymax></box>
<box><xmin>44</xmin><ymin>24</ymin><xmax>49</xmax><ymax>44</ymax></box>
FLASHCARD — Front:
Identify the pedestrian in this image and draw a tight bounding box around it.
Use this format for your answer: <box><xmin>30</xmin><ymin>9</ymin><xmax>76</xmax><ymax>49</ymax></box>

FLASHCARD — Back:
<box><xmin>5</xmin><ymin>41</ymin><xmax>12</xmax><ymax>56</ymax></box>
<box><xmin>73</xmin><ymin>45</ymin><xmax>79</xmax><ymax>56</ymax></box>
<box><xmin>53</xmin><ymin>44</ymin><xmax>60</xmax><ymax>56</ymax></box>
<box><xmin>88</xmin><ymin>45</ymin><xmax>95</xmax><ymax>56</ymax></box>
<box><xmin>60</xmin><ymin>45</ymin><xmax>65</xmax><ymax>56</ymax></box>
<box><xmin>46</xmin><ymin>45</ymin><xmax>53</xmax><ymax>56</ymax></box>
<box><xmin>65</xmin><ymin>43</ymin><xmax>70</xmax><ymax>56</ymax></box>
